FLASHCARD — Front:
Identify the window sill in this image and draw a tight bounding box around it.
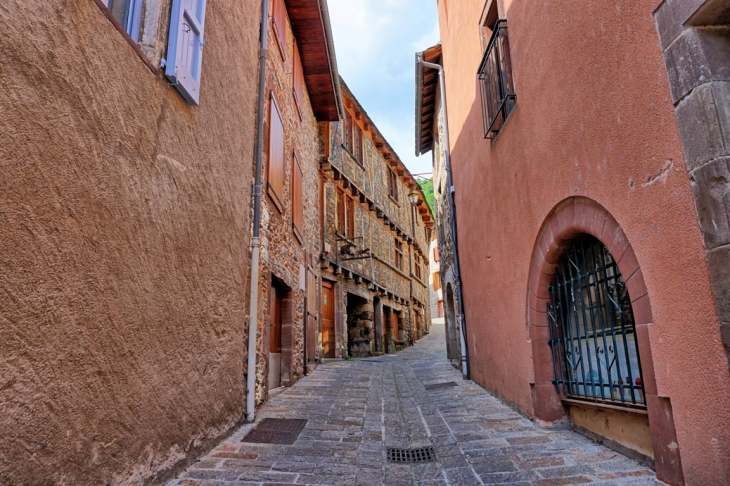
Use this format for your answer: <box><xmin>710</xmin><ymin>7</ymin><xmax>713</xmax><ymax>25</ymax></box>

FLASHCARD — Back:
<box><xmin>267</xmin><ymin>184</ymin><xmax>284</xmax><ymax>214</ymax></box>
<box><xmin>561</xmin><ymin>398</ymin><xmax>648</xmax><ymax>416</ymax></box>
<box><xmin>388</xmin><ymin>195</ymin><xmax>400</xmax><ymax>206</ymax></box>
<box><xmin>293</xmin><ymin>225</ymin><xmax>303</xmax><ymax>245</ymax></box>
<box><xmin>340</xmin><ymin>144</ymin><xmax>365</xmax><ymax>169</ymax></box>
<box><xmin>93</xmin><ymin>0</ymin><xmax>158</xmax><ymax>75</ymax></box>
<box><xmin>489</xmin><ymin>101</ymin><xmax>518</xmax><ymax>145</ymax></box>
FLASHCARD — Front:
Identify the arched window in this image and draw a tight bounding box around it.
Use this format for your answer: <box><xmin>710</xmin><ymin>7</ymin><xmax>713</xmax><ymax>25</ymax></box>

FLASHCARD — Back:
<box><xmin>547</xmin><ymin>236</ymin><xmax>646</xmax><ymax>408</ymax></box>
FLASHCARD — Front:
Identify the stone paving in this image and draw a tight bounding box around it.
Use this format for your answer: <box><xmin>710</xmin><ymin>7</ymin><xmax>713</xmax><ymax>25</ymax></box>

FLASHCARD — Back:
<box><xmin>168</xmin><ymin>323</ymin><xmax>656</xmax><ymax>486</ymax></box>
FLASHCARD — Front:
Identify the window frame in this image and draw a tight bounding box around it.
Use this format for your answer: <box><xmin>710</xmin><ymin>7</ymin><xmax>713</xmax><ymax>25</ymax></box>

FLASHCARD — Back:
<box><xmin>395</xmin><ymin>238</ymin><xmax>404</xmax><ymax>271</ymax></box>
<box><xmin>267</xmin><ymin>93</ymin><xmax>285</xmax><ymax>213</ymax></box>
<box><xmin>353</xmin><ymin>124</ymin><xmax>363</xmax><ymax>165</ymax></box>
<box><xmin>343</xmin><ymin>112</ymin><xmax>353</xmax><ymax>153</ymax></box>
<box><xmin>273</xmin><ymin>0</ymin><xmax>287</xmax><ymax>61</ymax></box>
<box><xmin>292</xmin><ymin>152</ymin><xmax>303</xmax><ymax>243</ymax></box>
<box><xmin>293</xmin><ymin>39</ymin><xmax>304</xmax><ymax>120</ymax></box>
<box><xmin>92</xmin><ymin>0</ymin><xmax>157</xmax><ymax>73</ymax></box>
<box><xmin>415</xmin><ymin>254</ymin><xmax>422</xmax><ymax>280</ymax></box>
<box><xmin>336</xmin><ymin>186</ymin><xmax>346</xmax><ymax>235</ymax></box>
<box><xmin>388</xmin><ymin>168</ymin><xmax>399</xmax><ymax>202</ymax></box>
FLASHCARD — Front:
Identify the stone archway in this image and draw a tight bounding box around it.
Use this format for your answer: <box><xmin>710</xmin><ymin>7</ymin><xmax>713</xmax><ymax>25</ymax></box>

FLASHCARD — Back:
<box><xmin>526</xmin><ymin>197</ymin><xmax>683</xmax><ymax>484</ymax></box>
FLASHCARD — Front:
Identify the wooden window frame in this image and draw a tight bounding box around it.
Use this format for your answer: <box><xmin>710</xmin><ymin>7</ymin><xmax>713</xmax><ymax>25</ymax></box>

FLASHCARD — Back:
<box><xmin>267</xmin><ymin>93</ymin><xmax>285</xmax><ymax>213</ymax></box>
<box><xmin>343</xmin><ymin>112</ymin><xmax>353</xmax><ymax>153</ymax></box>
<box><xmin>292</xmin><ymin>152</ymin><xmax>303</xmax><ymax>243</ymax></box>
<box><xmin>293</xmin><ymin>39</ymin><xmax>304</xmax><ymax>120</ymax></box>
<box><xmin>345</xmin><ymin>194</ymin><xmax>355</xmax><ymax>239</ymax></box>
<box><xmin>353</xmin><ymin>124</ymin><xmax>363</xmax><ymax>165</ymax></box>
<box><xmin>336</xmin><ymin>186</ymin><xmax>346</xmax><ymax>235</ymax></box>
<box><xmin>273</xmin><ymin>0</ymin><xmax>287</xmax><ymax>61</ymax></box>
<box><xmin>388</xmin><ymin>168</ymin><xmax>399</xmax><ymax>202</ymax></box>
<box><xmin>415</xmin><ymin>254</ymin><xmax>422</xmax><ymax>280</ymax></box>
<box><xmin>395</xmin><ymin>238</ymin><xmax>404</xmax><ymax>271</ymax></box>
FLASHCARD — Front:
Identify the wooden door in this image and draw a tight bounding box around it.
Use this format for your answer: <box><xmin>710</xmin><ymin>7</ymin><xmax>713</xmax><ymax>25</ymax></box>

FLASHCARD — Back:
<box><xmin>269</xmin><ymin>286</ymin><xmax>282</xmax><ymax>390</ymax></box>
<box><xmin>391</xmin><ymin>311</ymin><xmax>399</xmax><ymax>340</ymax></box>
<box><xmin>413</xmin><ymin>313</ymin><xmax>419</xmax><ymax>341</ymax></box>
<box><xmin>322</xmin><ymin>281</ymin><xmax>335</xmax><ymax>358</ymax></box>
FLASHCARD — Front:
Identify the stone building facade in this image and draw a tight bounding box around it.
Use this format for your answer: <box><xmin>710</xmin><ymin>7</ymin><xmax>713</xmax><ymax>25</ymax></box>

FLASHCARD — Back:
<box><xmin>417</xmin><ymin>44</ymin><xmax>465</xmax><ymax>372</ymax></box>
<box><xmin>0</xmin><ymin>0</ymin><xmax>340</xmax><ymax>483</ymax></box>
<box><xmin>319</xmin><ymin>82</ymin><xmax>434</xmax><ymax>359</ymax></box>
<box><xmin>250</xmin><ymin>0</ymin><xmax>341</xmax><ymax>405</ymax></box>
<box><xmin>419</xmin><ymin>0</ymin><xmax>730</xmax><ymax>484</ymax></box>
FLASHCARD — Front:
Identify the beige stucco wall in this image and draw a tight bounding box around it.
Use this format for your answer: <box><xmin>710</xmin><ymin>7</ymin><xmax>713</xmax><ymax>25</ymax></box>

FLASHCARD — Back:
<box><xmin>0</xmin><ymin>1</ymin><xmax>260</xmax><ymax>483</ymax></box>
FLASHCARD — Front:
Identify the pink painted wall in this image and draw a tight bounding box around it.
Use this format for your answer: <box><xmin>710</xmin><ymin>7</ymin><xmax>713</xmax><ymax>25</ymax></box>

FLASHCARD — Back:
<box><xmin>437</xmin><ymin>0</ymin><xmax>730</xmax><ymax>482</ymax></box>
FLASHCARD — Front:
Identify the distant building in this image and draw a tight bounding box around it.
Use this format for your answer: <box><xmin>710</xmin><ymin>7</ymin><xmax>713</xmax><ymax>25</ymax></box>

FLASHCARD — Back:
<box><xmin>416</xmin><ymin>44</ymin><xmax>466</xmax><ymax>372</ymax></box>
<box><xmin>319</xmin><ymin>81</ymin><xmax>434</xmax><ymax>358</ymax></box>
<box><xmin>416</xmin><ymin>1</ymin><xmax>730</xmax><ymax>484</ymax></box>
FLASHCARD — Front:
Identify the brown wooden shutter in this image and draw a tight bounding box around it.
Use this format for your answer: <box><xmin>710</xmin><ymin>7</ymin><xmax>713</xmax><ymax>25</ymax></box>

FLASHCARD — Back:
<box><xmin>434</xmin><ymin>246</ymin><xmax>439</xmax><ymax>262</ymax></box>
<box><xmin>273</xmin><ymin>0</ymin><xmax>287</xmax><ymax>60</ymax></box>
<box><xmin>292</xmin><ymin>153</ymin><xmax>303</xmax><ymax>240</ymax></box>
<box><xmin>344</xmin><ymin>113</ymin><xmax>352</xmax><ymax>152</ymax></box>
<box><xmin>293</xmin><ymin>40</ymin><xmax>304</xmax><ymax>117</ymax></box>
<box><xmin>268</xmin><ymin>94</ymin><xmax>285</xmax><ymax>212</ymax></box>
<box><xmin>346</xmin><ymin>196</ymin><xmax>355</xmax><ymax>238</ymax></box>
<box><xmin>354</xmin><ymin>125</ymin><xmax>362</xmax><ymax>163</ymax></box>
<box><xmin>336</xmin><ymin>187</ymin><xmax>345</xmax><ymax>234</ymax></box>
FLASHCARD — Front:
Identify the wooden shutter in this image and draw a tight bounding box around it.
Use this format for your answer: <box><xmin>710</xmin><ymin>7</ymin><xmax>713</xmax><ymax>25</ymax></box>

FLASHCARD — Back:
<box><xmin>273</xmin><ymin>0</ymin><xmax>287</xmax><ymax>60</ymax></box>
<box><xmin>434</xmin><ymin>246</ymin><xmax>439</xmax><ymax>262</ymax></box>
<box><xmin>344</xmin><ymin>113</ymin><xmax>352</xmax><ymax>152</ymax></box>
<box><xmin>336</xmin><ymin>187</ymin><xmax>345</xmax><ymax>234</ymax></box>
<box><xmin>346</xmin><ymin>196</ymin><xmax>355</xmax><ymax>238</ymax></box>
<box><xmin>165</xmin><ymin>0</ymin><xmax>208</xmax><ymax>105</ymax></box>
<box><xmin>293</xmin><ymin>40</ymin><xmax>304</xmax><ymax>118</ymax></box>
<box><xmin>268</xmin><ymin>94</ymin><xmax>285</xmax><ymax>212</ymax></box>
<box><xmin>292</xmin><ymin>153</ymin><xmax>303</xmax><ymax>240</ymax></box>
<box><xmin>354</xmin><ymin>126</ymin><xmax>362</xmax><ymax>163</ymax></box>
<box><xmin>433</xmin><ymin>272</ymin><xmax>441</xmax><ymax>291</ymax></box>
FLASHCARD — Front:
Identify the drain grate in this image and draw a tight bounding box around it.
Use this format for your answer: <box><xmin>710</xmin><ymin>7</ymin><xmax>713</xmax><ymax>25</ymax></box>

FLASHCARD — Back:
<box><xmin>387</xmin><ymin>447</ymin><xmax>436</xmax><ymax>463</ymax></box>
<box><xmin>242</xmin><ymin>418</ymin><xmax>307</xmax><ymax>445</ymax></box>
<box><xmin>425</xmin><ymin>381</ymin><xmax>458</xmax><ymax>391</ymax></box>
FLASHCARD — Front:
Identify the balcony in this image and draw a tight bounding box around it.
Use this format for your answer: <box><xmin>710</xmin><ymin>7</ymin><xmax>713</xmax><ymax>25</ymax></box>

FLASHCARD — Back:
<box><xmin>478</xmin><ymin>20</ymin><xmax>516</xmax><ymax>139</ymax></box>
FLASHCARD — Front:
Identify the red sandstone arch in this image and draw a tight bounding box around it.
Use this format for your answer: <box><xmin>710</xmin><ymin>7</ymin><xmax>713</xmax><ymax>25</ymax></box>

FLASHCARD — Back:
<box><xmin>526</xmin><ymin>197</ymin><xmax>683</xmax><ymax>484</ymax></box>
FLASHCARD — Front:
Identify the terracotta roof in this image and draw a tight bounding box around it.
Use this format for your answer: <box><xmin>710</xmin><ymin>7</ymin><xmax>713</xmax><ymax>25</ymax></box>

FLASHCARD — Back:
<box><xmin>414</xmin><ymin>44</ymin><xmax>442</xmax><ymax>156</ymax></box>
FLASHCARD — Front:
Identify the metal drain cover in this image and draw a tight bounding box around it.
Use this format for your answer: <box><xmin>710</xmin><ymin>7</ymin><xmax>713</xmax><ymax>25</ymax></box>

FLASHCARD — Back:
<box><xmin>387</xmin><ymin>447</ymin><xmax>436</xmax><ymax>463</ymax></box>
<box><xmin>425</xmin><ymin>381</ymin><xmax>458</xmax><ymax>391</ymax></box>
<box><xmin>242</xmin><ymin>418</ymin><xmax>307</xmax><ymax>444</ymax></box>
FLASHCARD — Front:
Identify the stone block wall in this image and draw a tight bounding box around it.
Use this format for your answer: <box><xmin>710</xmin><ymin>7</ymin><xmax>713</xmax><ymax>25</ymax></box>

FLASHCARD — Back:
<box><xmin>655</xmin><ymin>0</ymin><xmax>730</xmax><ymax>368</ymax></box>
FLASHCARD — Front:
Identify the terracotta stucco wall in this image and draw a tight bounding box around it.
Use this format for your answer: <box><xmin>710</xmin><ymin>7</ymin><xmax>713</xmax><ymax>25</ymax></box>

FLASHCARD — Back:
<box><xmin>0</xmin><ymin>0</ymin><xmax>260</xmax><ymax>483</ymax></box>
<box><xmin>437</xmin><ymin>0</ymin><xmax>730</xmax><ymax>482</ymax></box>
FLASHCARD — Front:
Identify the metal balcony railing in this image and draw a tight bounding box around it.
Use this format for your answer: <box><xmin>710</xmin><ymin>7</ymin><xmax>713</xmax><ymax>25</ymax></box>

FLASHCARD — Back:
<box><xmin>478</xmin><ymin>20</ymin><xmax>516</xmax><ymax>139</ymax></box>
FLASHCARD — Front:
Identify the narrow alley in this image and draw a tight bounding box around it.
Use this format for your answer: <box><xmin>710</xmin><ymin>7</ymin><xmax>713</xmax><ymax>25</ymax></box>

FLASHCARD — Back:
<box><xmin>168</xmin><ymin>324</ymin><xmax>654</xmax><ymax>486</ymax></box>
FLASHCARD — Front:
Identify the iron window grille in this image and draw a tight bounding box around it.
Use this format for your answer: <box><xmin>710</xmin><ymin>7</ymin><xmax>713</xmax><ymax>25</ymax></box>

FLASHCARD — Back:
<box><xmin>478</xmin><ymin>20</ymin><xmax>516</xmax><ymax>139</ymax></box>
<box><xmin>547</xmin><ymin>237</ymin><xmax>646</xmax><ymax>409</ymax></box>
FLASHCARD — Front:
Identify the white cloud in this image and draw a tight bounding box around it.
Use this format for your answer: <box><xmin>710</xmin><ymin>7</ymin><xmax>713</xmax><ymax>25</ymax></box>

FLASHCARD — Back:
<box><xmin>328</xmin><ymin>0</ymin><xmax>440</xmax><ymax>177</ymax></box>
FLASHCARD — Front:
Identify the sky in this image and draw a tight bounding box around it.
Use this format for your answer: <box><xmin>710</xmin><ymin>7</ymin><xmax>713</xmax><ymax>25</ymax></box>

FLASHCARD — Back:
<box><xmin>327</xmin><ymin>0</ymin><xmax>440</xmax><ymax>178</ymax></box>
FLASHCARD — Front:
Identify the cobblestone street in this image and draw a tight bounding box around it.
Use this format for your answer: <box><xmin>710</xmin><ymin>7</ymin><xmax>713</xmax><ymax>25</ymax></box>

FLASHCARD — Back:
<box><xmin>169</xmin><ymin>324</ymin><xmax>655</xmax><ymax>486</ymax></box>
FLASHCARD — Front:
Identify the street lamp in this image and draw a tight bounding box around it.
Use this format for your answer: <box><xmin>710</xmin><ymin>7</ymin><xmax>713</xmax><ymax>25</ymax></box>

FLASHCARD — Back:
<box><xmin>408</xmin><ymin>189</ymin><xmax>420</xmax><ymax>206</ymax></box>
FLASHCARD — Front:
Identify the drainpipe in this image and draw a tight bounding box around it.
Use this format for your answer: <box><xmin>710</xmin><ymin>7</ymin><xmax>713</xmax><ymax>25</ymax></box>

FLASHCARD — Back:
<box><xmin>246</xmin><ymin>0</ymin><xmax>270</xmax><ymax>423</ymax></box>
<box><xmin>416</xmin><ymin>55</ymin><xmax>471</xmax><ymax>380</ymax></box>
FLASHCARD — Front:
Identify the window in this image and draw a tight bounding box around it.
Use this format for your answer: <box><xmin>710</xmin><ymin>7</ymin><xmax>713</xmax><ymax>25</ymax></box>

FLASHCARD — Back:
<box><xmin>395</xmin><ymin>239</ymin><xmax>404</xmax><ymax>271</ymax></box>
<box><xmin>165</xmin><ymin>0</ymin><xmax>209</xmax><ymax>104</ymax></box>
<box><xmin>479</xmin><ymin>1</ymin><xmax>499</xmax><ymax>52</ymax></box>
<box><xmin>478</xmin><ymin>18</ymin><xmax>515</xmax><ymax>139</ymax></box>
<box><xmin>336</xmin><ymin>187</ymin><xmax>345</xmax><ymax>235</ymax></box>
<box><xmin>433</xmin><ymin>246</ymin><xmax>440</xmax><ymax>262</ymax></box>
<box><xmin>293</xmin><ymin>40</ymin><xmax>304</xmax><ymax>119</ymax></box>
<box><xmin>548</xmin><ymin>236</ymin><xmax>646</xmax><ymax>408</ymax></box>
<box><xmin>101</xmin><ymin>0</ymin><xmax>143</xmax><ymax>41</ymax></box>
<box><xmin>433</xmin><ymin>272</ymin><xmax>441</xmax><ymax>291</ymax></box>
<box><xmin>343</xmin><ymin>112</ymin><xmax>353</xmax><ymax>152</ymax></box>
<box><xmin>346</xmin><ymin>195</ymin><xmax>355</xmax><ymax>239</ymax></box>
<box><xmin>292</xmin><ymin>153</ymin><xmax>303</xmax><ymax>242</ymax></box>
<box><xmin>273</xmin><ymin>0</ymin><xmax>287</xmax><ymax>60</ymax></box>
<box><xmin>336</xmin><ymin>186</ymin><xmax>355</xmax><ymax>239</ymax></box>
<box><xmin>267</xmin><ymin>94</ymin><xmax>285</xmax><ymax>212</ymax></box>
<box><xmin>415</xmin><ymin>254</ymin><xmax>422</xmax><ymax>280</ymax></box>
<box><xmin>353</xmin><ymin>125</ymin><xmax>363</xmax><ymax>164</ymax></box>
<box><xmin>388</xmin><ymin>169</ymin><xmax>398</xmax><ymax>201</ymax></box>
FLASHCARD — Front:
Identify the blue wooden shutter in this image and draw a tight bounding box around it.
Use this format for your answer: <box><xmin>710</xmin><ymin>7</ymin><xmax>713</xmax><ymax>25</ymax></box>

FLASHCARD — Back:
<box><xmin>166</xmin><ymin>0</ymin><xmax>208</xmax><ymax>105</ymax></box>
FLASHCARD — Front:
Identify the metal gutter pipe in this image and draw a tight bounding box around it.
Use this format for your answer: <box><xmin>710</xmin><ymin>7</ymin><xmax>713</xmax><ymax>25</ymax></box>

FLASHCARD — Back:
<box><xmin>246</xmin><ymin>0</ymin><xmax>270</xmax><ymax>423</ymax></box>
<box><xmin>416</xmin><ymin>56</ymin><xmax>471</xmax><ymax>380</ymax></box>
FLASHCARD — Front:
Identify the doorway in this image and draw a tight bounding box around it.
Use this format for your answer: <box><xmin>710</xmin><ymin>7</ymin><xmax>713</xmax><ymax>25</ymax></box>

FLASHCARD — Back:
<box><xmin>322</xmin><ymin>281</ymin><xmax>335</xmax><ymax>358</ymax></box>
<box><xmin>269</xmin><ymin>284</ymin><xmax>284</xmax><ymax>390</ymax></box>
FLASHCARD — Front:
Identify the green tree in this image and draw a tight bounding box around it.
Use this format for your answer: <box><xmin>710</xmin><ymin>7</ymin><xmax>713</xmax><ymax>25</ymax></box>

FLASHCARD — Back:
<box><xmin>417</xmin><ymin>179</ymin><xmax>436</xmax><ymax>218</ymax></box>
